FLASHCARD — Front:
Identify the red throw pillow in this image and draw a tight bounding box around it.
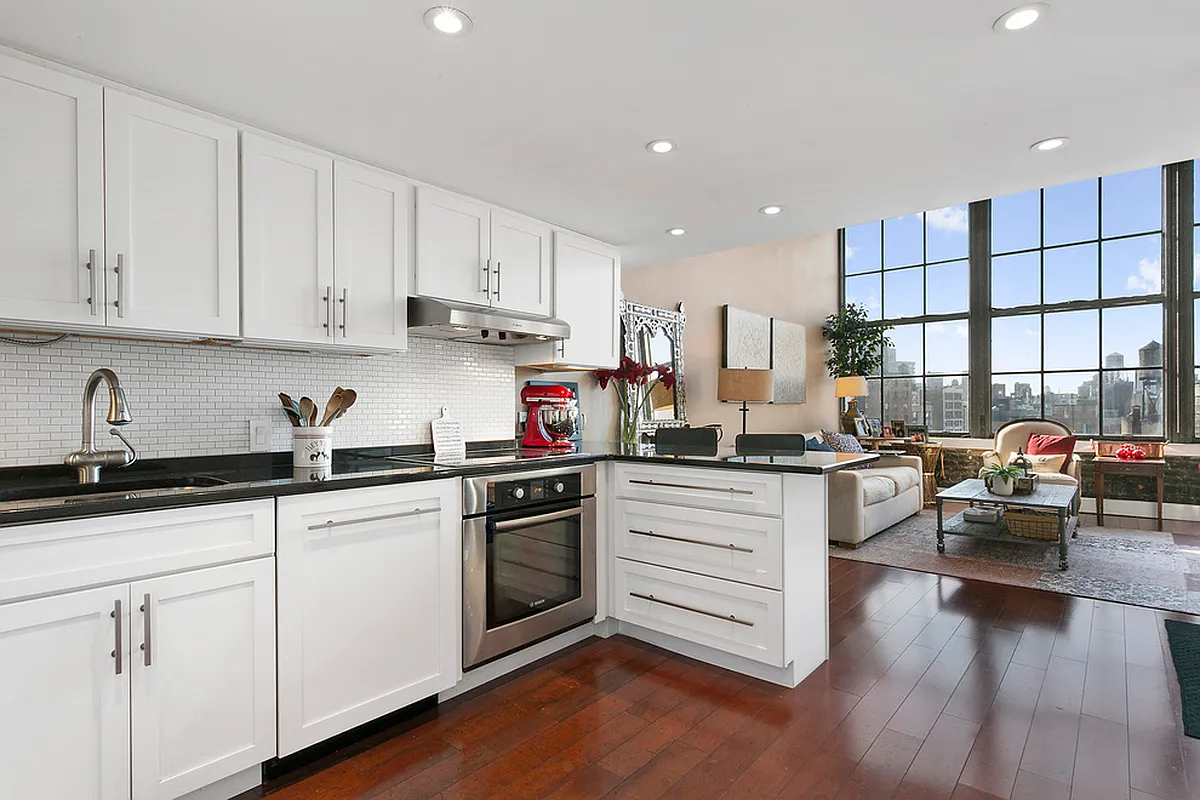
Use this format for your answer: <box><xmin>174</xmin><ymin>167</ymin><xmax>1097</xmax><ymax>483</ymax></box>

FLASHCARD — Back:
<box><xmin>1026</xmin><ymin>434</ymin><xmax>1076</xmax><ymax>474</ymax></box>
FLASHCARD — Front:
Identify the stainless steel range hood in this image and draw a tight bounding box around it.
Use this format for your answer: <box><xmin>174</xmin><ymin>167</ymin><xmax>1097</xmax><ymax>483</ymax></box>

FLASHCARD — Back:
<box><xmin>407</xmin><ymin>297</ymin><xmax>570</xmax><ymax>345</ymax></box>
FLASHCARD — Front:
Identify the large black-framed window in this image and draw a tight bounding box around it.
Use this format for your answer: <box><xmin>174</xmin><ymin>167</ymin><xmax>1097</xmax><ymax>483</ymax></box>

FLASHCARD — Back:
<box><xmin>839</xmin><ymin>159</ymin><xmax>1197</xmax><ymax>441</ymax></box>
<box><xmin>844</xmin><ymin>208</ymin><xmax>971</xmax><ymax>434</ymax></box>
<box><xmin>990</xmin><ymin>167</ymin><xmax>1164</xmax><ymax>437</ymax></box>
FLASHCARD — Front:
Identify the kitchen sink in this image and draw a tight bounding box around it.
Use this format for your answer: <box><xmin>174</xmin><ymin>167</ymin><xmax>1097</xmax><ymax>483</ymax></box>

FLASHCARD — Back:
<box><xmin>0</xmin><ymin>474</ymin><xmax>230</xmax><ymax>503</ymax></box>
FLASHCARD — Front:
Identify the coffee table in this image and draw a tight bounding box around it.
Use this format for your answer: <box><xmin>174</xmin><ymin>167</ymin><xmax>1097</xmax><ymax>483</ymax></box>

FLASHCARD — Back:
<box><xmin>935</xmin><ymin>479</ymin><xmax>1080</xmax><ymax>571</ymax></box>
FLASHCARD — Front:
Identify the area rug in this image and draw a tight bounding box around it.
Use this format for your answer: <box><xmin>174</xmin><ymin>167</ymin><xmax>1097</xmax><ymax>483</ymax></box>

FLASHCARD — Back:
<box><xmin>1165</xmin><ymin>619</ymin><xmax>1200</xmax><ymax>738</ymax></box>
<box><xmin>831</xmin><ymin>510</ymin><xmax>1200</xmax><ymax>614</ymax></box>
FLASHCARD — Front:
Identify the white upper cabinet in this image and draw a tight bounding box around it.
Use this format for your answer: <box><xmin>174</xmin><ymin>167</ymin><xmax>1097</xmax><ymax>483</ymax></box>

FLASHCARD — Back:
<box><xmin>516</xmin><ymin>232</ymin><xmax>621</xmax><ymax>369</ymax></box>
<box><xmin>0</xmin><ymin>54</ymin><xmax>105</xmax><ymax>326</ymax></box>
<box><xmin>415</xmin><ymin>189</ymin><xmax>553</xmax><ymax>316</ymax></box>
<box><xmin>490</xmin><ymin>211</ymin><xmax>552</xmax><ymax>316</ymax></box>
<box><xmin>0</xmin><ymin>585</ymin><xmax>131</xmax><ymax>800</ymax></box>
<box><xmin>333</xmin><ymin>161</ymin><xmax>411</xmax><ymax>350</ymax></box>
<box><xmin>104</xmin><ymin>90</ymin><xmax>240</xmax><ymax>337</ymax></box>
<box><xmin>241</xmin><ymin>134</ymin><xmax>335</xmax><ymax>345</ymax></box>
<box><xmin>130</xmin><ymin>559</ymin><xmax>275</xmax><ymax>800</ymax></box>
<box><xmin>242</xmin><ymin>135</ymin><xmax>410</xmax><ymax>351</ymax></box>
<box><xmin>415</xmin><ymin>187</ymin><xmax>491</xmax><ymax>307</ymax></box>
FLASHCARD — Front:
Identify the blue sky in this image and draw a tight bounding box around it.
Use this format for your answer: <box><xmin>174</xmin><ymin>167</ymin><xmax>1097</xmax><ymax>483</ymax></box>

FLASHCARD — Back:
<box><xmin>842</xmin><ymin>164</ymin><xmax>1182</xmax><ymax>381</ymax></box>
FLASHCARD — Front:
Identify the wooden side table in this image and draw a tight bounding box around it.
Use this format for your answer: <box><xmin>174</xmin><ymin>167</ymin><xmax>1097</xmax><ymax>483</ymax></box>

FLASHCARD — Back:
<box><xmin>904</xmin><ymin>442</ymin><xmax>944</xmax><ymax>507</ymax></box>
<box><xmin>1093</xmin><ymin>456</ymin><xmax>1166</xmax><ymax>531</ymax></box>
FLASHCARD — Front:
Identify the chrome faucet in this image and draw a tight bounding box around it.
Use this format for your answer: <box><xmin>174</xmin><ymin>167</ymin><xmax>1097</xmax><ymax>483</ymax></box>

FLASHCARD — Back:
<box><xmin>64</xmin><ymin>368</ymin><xmax>138</xmax><ymax>484</ymax></box>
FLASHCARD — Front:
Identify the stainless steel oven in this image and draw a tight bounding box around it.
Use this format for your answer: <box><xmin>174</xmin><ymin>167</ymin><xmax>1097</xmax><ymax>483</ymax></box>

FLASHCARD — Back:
<box><xmin>462</xmin><ymin>464</ymin><xmax>596</xmax><ymax>669</ymax></box>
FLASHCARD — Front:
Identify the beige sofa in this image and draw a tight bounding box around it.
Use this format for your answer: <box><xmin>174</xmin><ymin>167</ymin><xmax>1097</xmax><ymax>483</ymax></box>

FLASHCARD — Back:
<box><xmin>808</xmin><ymin>428</ymin><xmax>923</xmax><ymax>547</ymax></box>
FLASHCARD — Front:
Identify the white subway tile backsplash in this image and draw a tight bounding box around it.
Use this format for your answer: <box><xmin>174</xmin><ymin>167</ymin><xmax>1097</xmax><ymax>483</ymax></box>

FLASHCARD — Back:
<box><xmin>0</xmin><ymin>336</ymin><xmax>515</xmax><ymax>466</ymax></box>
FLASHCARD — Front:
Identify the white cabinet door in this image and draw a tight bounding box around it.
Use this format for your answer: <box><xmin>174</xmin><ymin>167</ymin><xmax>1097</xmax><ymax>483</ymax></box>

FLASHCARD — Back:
<box><xmin>129</xmin><ymin>559</ymin><xmax>274</xmax><ymax>800</ymax></box>
<box><xmin>0</xmin><ymin>54</ymin><xmax>105</xmax><ymax>326</ymax></box>
<box><xmin>242</xmin><ymin>134</ymin><xmax>335</xmax><ymax>344</ymax></box>
<box><xmin>556</xmin><ymin>233</ymin><xmax>621</xmax><ymax>368</ymax></box>
<box><xmin>104</xmin><ymin>90</ymin><xmax>239</xmax><ymax>337</ymax></box>
<box><xmin>415</xmin><ymin>187</ymin><xmax>490</xmax><ymax>307</ymax></box>
<box><xmin>0</xmin><ymin>585</ymin><xmax>131</xmax><ymax>800</ymax></box>
<box><xmin>276</xmin><ymin>480</ymin><xmax>460</xmax><ymax>756</ymax></box>
<box><xmin>490</xmin><ymin>211</ymin><xmax>551</xmax><ymax>316</ymax></box>
<box><xmin>333</xmin><ymin>161</ymin><xmax>411</xmax><ymax>351</ymax></box>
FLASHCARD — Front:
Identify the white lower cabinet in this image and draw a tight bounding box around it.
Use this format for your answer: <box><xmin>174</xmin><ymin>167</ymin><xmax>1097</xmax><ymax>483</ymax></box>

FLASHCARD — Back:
<box><xmin>613</xmin><ymin>559</ymin><xmax>784</xmax><ymax>667</ymax></box>
<box><xmin>0</xmin><ymin>585</ymin><xmax>131</xmax><ymax>800</ymax></box>
<box><xmin>131</xmin><ymin>559</ymin><xmax>276</xmax><ymax>800</ymax></box>
<box><xmin>276</xmin><ymin>480</ymin><xmax>460</xmax><ymax>756</ymax></box>
<box><xmin>0</xmin><ymin>501</ymin><xmax>276</xmax><ymax>800</ymax></box>
<box><xmin>0</xmin><ymin>558</ymin><xmax>275</xmax><ymax>800</ymax></box>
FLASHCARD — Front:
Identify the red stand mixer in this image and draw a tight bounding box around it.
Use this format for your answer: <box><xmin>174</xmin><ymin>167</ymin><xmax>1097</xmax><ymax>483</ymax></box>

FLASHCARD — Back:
<box><xmin>521</xmin><ymin>384</ymin><xmax>581</xmax><ymax>448</ymax></box>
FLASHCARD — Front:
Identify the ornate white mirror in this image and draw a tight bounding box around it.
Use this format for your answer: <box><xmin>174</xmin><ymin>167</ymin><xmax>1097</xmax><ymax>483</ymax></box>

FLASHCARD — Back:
<box><xmin>620</xmin><ymin>299</ymin><xmax>688</xmax><ymax>435</ymax></box>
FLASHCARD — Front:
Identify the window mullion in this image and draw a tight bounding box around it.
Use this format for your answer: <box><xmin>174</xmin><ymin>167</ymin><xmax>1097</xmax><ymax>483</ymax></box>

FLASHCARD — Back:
<box><xmin>968</xmin><ymin>200</ymin><xmax>992</xmax><ymax>437</ymax></box>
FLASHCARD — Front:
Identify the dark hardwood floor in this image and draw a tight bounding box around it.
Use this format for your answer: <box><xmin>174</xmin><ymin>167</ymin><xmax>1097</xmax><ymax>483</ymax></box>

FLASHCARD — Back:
<box><xmin>254</xmin><ymin>562</ymin><xmax>1198</xmax><ymax>800</ymax></box>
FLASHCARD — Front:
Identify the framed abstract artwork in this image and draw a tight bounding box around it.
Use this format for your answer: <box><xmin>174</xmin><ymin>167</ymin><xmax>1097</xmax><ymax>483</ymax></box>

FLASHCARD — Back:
<box><xmin>722</xmin><ymin>305</ymin><xmax>771</xmax><ymax>370</ymax></box>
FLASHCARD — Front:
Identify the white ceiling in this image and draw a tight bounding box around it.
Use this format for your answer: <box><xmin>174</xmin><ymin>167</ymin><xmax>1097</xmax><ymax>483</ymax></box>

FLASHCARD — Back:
<box><xmin>3</xmin><ymin>1</ymin><xmax>1200</xmax><ymax>267</ymax></box>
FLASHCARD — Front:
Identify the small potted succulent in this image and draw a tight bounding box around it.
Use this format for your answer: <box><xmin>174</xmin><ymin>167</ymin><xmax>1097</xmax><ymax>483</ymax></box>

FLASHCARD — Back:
<box><xmin>979</xmin><ymin>463</ymin><xmax>1023</xmax><ymax>497</ymax></box>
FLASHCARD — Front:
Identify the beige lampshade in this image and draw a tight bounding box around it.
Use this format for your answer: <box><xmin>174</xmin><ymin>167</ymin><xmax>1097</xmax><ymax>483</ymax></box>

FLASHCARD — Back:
<box><xmin>717</xmin><ymin>368</ymin><xmax>774</xmax><ymax>403</ymax></box>
<box><xmin>834</xmin><ymin>376</ymin><xmax>869</xmax><ymax>398</ymax></box>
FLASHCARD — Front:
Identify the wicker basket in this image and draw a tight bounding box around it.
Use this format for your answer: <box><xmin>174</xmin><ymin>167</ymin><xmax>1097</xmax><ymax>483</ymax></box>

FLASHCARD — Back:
<box><xmin>1005</xmin><ymin>509</ymin><xmax>1060</xmax><ymax>540</ymax></box>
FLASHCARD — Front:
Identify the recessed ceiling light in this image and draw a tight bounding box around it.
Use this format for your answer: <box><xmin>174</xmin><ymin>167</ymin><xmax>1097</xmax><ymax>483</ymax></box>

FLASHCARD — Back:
<box><xmin>646</xmin><ymin>140</ymin><xmax>676</xmax><ymax>154</ymax></box>
<box><xmin>666</xmin><ymin>228</ymin><xmax>686</xmax><ymax>236</ymax></box>
<box><xmin>993</xmin><ymin>3</ymin><xmax>1050</xmax><ymax>32</ymax></box>
<box><xmin>1030</xmin><ymin>136</ymin><xmax>1069</xmax><ymax>152</ymax></box>
<box><xmin>759</xmin><ymin>205</ymin><xmax>784</xmax><ymax>216</ymax></box>
<box><xmin>424</xmin><ymin>6</ymin><xmax>472</xmax><ymax>36</ymax></box>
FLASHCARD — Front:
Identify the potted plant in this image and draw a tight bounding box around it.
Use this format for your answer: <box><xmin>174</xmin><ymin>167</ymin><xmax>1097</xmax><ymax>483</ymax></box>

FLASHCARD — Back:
<box><xmin>979</xmin><ymin>463</ymin><xmax>1022</xmax><ymax>497</ymax></box>
<box><xmin>821</xmin><ymin>303</ymin><xmax>894</xmax><ymax>433</ymax></box>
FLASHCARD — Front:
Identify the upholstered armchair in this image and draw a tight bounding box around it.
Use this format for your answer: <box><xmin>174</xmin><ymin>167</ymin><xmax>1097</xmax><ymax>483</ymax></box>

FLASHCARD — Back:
<box><xmin>982</xmin><ymin>419</ymin><xmax>1082</xmax><ymax>515</ymax></box>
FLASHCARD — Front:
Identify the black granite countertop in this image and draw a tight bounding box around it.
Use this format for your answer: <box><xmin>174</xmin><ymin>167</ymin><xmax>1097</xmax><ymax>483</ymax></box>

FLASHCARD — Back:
<box><xmin>0</xmin><ymin>441</ymin><xmax>878</xmax><ymax>527</ymax></box>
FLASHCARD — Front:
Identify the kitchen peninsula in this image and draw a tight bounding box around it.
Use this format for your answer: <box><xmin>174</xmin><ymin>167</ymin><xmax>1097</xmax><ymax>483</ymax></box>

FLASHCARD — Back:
<box><xmin>0</xmin><ymin>440</ymin><xmax>873</xmax><ymax>800</ymax></box>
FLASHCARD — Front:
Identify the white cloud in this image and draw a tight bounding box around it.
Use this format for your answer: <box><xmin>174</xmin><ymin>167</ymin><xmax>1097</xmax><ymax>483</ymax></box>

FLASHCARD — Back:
<box><xmin>1126</xmin><ymin>257</ymin><xmax>1161</xmax><ymax>294</ymax></box>
<box><xmin>955</xmin><ymin>324</ymin><xmax>968</xmax><ymax>340</ymax></box>
<box><xmin>845</xmin><ymin>243</ymin><xmax>856</xmax><ymax>260</ymax></box>
<box><xmin>926</xmin><ymin>206</ymin><xmax>969</xmax><ymax>234</ymax></box>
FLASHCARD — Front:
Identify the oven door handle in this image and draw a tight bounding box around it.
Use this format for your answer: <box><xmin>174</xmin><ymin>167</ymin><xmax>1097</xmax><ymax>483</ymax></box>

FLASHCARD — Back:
<box><xmin>493</xmin><ymin>506</ymin><xmax>583</xmax><ymax>531</ymax></box>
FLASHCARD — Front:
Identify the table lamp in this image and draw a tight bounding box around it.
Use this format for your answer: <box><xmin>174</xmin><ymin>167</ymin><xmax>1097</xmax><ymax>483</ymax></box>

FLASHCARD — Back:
<box><xmin>717</xmin><ymin>368</ymin><xmax>773</xmax><ymax>434</ymax></box>
<box><xmin>835</xmin><ymin>376</ymin><xmax>868</xmax><ymax>434</ymax></box>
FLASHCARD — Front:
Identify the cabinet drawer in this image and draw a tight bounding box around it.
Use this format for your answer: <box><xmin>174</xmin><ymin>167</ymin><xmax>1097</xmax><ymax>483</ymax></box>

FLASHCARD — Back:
<box><xmin>0</xmin><ymin>499</ymin><xmax>275</xmax><ymax>605</ymax></box>
<box><xmin>614</xmin><ymin>499</ymin><xmax>781</xmax><ymax>589</ymax></box>
<box><xmin>613</xmin><ymin>558</ymin><xmax>784</xmax><ymax>667</ymax></box>
<box><xmin>614</xmin><ymin>463</ymin><xmax>782</xmax><ymax>517</ymax></box>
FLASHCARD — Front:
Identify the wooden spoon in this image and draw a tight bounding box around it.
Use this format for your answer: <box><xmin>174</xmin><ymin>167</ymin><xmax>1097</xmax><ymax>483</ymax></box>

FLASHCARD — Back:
<box><xmin>331</xmin><ymin>388</ymin><xmax>357</xmax><ymax>423</ymax></box>
<box><xmin>318</xmin><ymin>388</ymin><xmax>344</xmax><ymax>427</ymax></box>
<box><xmin>299</xmin><ymin>397</ymin><xmax>317</xmax><ymax>427</ymax></box>
<box><xmin>279</xmin><ymin>392</ymin><xmax>304</xmax><ymax>427</ymax></box>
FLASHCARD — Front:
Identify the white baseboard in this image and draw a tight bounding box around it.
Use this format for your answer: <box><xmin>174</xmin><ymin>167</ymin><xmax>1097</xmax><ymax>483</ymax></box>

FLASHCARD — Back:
<box><xmin>178</xmin><ymin>766</ymin><xmax>260</xmax><ymax>800</ymax></box>
<box><xmin>1078</xmin><ymin>497</ymin><xmax>1200</xmax><ymax>523</ymax></box>
<box><xmin>439</xmin><ymin>622</ymin><xmax>601</xmax><ymax>701</ymax></box>
<box><xmin>614</xmin><ymin>620</ymin><xmax>807</xmax><ymax>688</ymax></box>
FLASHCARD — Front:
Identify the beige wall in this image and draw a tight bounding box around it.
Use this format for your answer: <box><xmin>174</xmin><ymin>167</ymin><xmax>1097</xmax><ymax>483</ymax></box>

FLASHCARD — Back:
<box><xmin>621</xmin><ymin>232</ymin><xmax>840</xmax><ymax>438</ymax></box>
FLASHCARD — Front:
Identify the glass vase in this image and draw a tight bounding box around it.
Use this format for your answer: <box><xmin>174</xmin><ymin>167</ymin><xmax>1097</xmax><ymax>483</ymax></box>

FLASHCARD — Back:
<box><xmin>619</xmin><ymin>399</ymin><xmax>641</xmax><ymax>450</ymax></box>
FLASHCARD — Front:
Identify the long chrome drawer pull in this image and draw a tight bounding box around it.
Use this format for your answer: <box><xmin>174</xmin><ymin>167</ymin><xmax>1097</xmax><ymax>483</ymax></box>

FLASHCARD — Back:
<box><xmin>140</xmin><ymin>593</ymin><xmax>152</xmax><ymax>667</ymax></box>
<box><xmin>629</xmin><ymin>528</ymin><xmax>753</xmax><ymax>554</ymax></box>
<box><xmin>307</xmin><ymin>507</ymin><xmax>433</xmax><ymax>531</ymax></box>
<box><xmin>628</xmin><ymin>479</ymin><xmax>754</xmax><ymax>496</ymax></box>
<box><xmin>494</xmin><ymin>506</ymin><xmax>583</xmax><ymax>531</ymax></box>
<box><xmin>630</xmin><ymin>592</ymin><xmax>754</xmax><ymax>627</ymax></box>
<box><xmin>112</xmin><ymin>599</ymin><xmax>123</xmax><ymax>675</ymax></box>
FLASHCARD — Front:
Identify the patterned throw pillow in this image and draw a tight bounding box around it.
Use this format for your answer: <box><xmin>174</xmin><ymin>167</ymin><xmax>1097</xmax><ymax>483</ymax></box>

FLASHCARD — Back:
<box><xmin>821</xmin><ymin>430</ymin><xmax>865</xmax><ymax>454</ymax></box>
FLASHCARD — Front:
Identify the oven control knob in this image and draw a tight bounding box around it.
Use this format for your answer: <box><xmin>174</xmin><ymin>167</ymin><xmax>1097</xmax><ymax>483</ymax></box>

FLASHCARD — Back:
<box><xmin>510</xmin><ymin>487</ymin><xmax>526</xmax><ymax>500</ymax></box>
<box><xmin>553</xmin><ymin>481</ymin><xmax>565</xmax><ymax>494</ymax></box>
